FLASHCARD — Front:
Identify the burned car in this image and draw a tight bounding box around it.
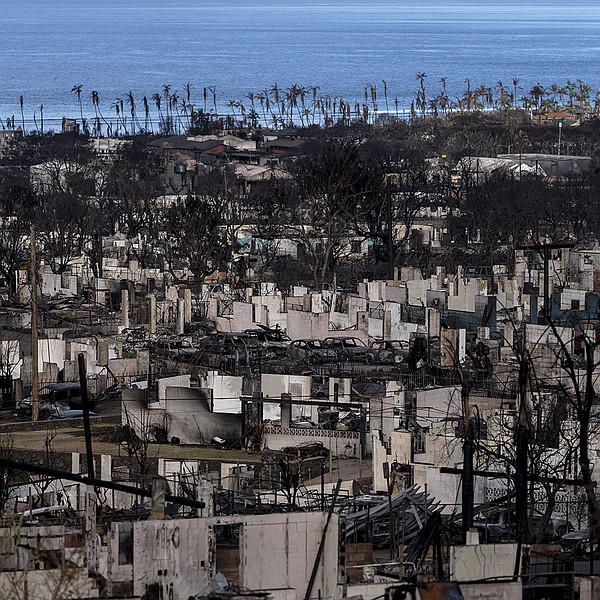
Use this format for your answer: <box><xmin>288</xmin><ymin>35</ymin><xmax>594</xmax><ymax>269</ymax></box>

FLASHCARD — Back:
<box><xmin>561</xmin><ymin>528</ymin><xmax>596</xmax><ymax>556</ymax></box>
<box><xmin>322</xmin><ymin>336</ymin><xmax>368</xmax><ymax>362</ymax></box>
<box><xmin>243</xmin><ymin>326</ymin><xmax>291</xmax><ymax>357</ymax></box>
<box><xmin>287</xmin><ymin>339</ymin><xmax>338</xmax><ymax>365</ymax></box>
<box><xmin>16</xmin><ymin>382</ymin><xmax>96</xmax><ymax>420</ymax></box>
<box><xmin>194</xmin><ymin>332</ymin><xmax>264</xmax><ymax>370</ymax></box>
<box><xmin>365</xmin><ymin>340</ymin><xmax>407</xmax><ymax>365</ymax></box>
<box><xmin>150</xmin><ymin>337</ymin><xmax>197</xmax><ymax>362</ymax></box>
<box><xmin>454</xmin><ymin>506</ymin><xmax>571</xmax><ymax>544</ymax></box>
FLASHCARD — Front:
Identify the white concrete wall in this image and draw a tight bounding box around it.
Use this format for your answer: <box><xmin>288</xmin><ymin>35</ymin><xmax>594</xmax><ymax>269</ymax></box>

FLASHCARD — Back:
<box><xmin>232</xmin><ymin>301</ymin><xmax>254</xmax><ymax>331</ymax></box>
<box><xmin>131</xmin><ymin>513</ymin><xmax>341</xmax><ymax>600</ymax></box>
<box><xmin>263</xmin><ymin>427</ymin><xmax>360</xmax><ymax>456</ymax></box>
<box><xmin>329</xmin><ymin>311</ymin><xmax>352</xmax><ymax>330</ymax></box>
<box><xmin>406</xmin><ymin>279</ymin><xmax>432</xmax><ymax>306</ymax></box>
<box><xmin>367</xmin><ymin>281</ymin><xmax>385</xmax><ymax>302</ymax></box>
<box><xmin>202</xmin><ymin>371</ymin><xmax>243</xmax><ymax>414</ymax></box>
<box><xmin>287</xmin><ymin>311</ymin><xmax>328</xmax><ymax>341</ymax></box>
<box><xmin>461</xmin><ymin>581</ymin><xmax>522</xmax><ymax>600</ymax></box>
<box><xmin>368</xmin><ymin>317</ymin><xmax>383</xmax><ymax>338</ymax></box>
<box><xmin>525</xmin><ymin>323</ymin><xmax>574</xmax><ymax>352</ymax></box>
<box><xmin>261</xmin><ymin>374</ymin><xmax>312</xmax><ymax>421</ymax></box>
<box><xmin>384</xmin><ymin>284</ymin><xmax>407</xmax><ymax>304</ymax></box>
<box><xmin>396</xmin><ymin>321</ymin><xmax>419</xmax><ymax>342</ymax></box>
<box><xmin>372</xmin><ymin>430</ymin><xmax>412</xmax><ymax>493</ymax></box>
<box><xmin>158</xmin><ymin>374</ymin><xmax>191</xmax><ymax>404</ymax></box>
<box><xmin>38</xmin><ymin>338</ymin><xmax>66</xmax><ymax>373</ymax></box>
<box><xmin>447</xmin><ymin>278</ymin><xmax>487</xmax><ymax>313</ymax></box>
<box><xmin>252</xmin><ymin>295</ymin><xmax>285</xmax><ymax>329</ymax></box>
<box><xmin>450</xmin><ymin>543</ymin><xmax>519</xmax><ymax>581</ymax></box>
<box><xmin>415</xmin><ymin>386</ymin><xmax>462</xmax><ymax>426</ymax></box>
<box><xmin>70</xmin><ymin>341</ymin><xmax>97</xmax><ymax>374</ymax></box>
<box><xmin>165</xmin><ymin>387</ymin><xmax>242</xmax><ymax>444</ymax></box>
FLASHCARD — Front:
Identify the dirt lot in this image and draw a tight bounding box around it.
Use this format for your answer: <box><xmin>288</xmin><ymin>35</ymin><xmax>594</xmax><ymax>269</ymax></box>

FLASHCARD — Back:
<box><xmin>0</xmin><ymin>415</ymin><xmax>260</xmax><ymax>464</ymax></box>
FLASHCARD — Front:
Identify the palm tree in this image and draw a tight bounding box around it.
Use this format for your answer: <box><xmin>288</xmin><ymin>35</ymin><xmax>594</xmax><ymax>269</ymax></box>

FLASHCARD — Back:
<box><xmin>254</xmin><ymin>93</ymin><xmax>266</xmax><ymax>126</ymax></box>
<box><xmin>576</xmin><ymin>79</ymin><xmax>592</xmax><ymax>111</ymax></box>
<box><xmin>71</xmin><ymin>84</ymin><xmax>84</xmax><ymax>126</ymax></box>
<box><xmin>152</xmin><ymin>93</ymin><xmax>164</xmax><ymax>131</ymax></box>
<box><xmin>185</xmin><ymin>81</ymin><xmax>193</xmax><ymax>109</ymax></box>
<box><xmin>32</xmin><ymin>109</ymin><xmax>40</xmax><ymax>135</ymax></box>
<box><xmin>19</xmin><ymin>95</ymin><xmax>25</xmax><ymax>132</ymax></box>
<box><xmin>557</xmin><ymin>85</ymin><xmax>567</xmax><ymax>107</ymax></box>
<box><xmin>369</xmin><ymin>83</ymin><xmax>378</xmax><ymax>113</ymax></box>
<box><xmin>480</xmin><ymin>84</ymin><xmax>493</xmax><ymax>109</ymax></box>
<box><xmin>428</xmin><ymin>98</ymin><xmax>439</xmax><ymax>118</ymax></box>
<box><xmin>262</xmin><ymin>87</ymin><xmax>274</xmax><ymax>124</ymax></box>
<box><xmin>338</xmin><ymin>98</ymin><xmax>346</xmax><ymax>125</ymax></box>
<box><xmin>142</xmin><ymin>96</ymin><xmax>152</xmax><ymax>132</ymax></box>
<box><xmin>247</xmin><ymin>91</ymin><xmax>256</xmax><ymax>116</ymax></box>
<box><xmin>169</xmin><ymin>91</ymin><xmax>181</xmax><ymax>133</ymax></box>
<box><xmin>512</xmin><ymin>77</ymin><xmax>520</xmax><ymax>109</ymax></box>
<box><xmin>184</xmin><ymin>82</ymin><xmax>194</xmax><ymax>130</ymax></box>
<box><xmin>227</xmin><ymin>99</ymin><xmax>239</xmax><ymax>123</ymax></box>
<box><xmin>279</xmin><ymin>98</ymin><xmax>287</xmax><ymax>127</ymax></box>
<box><xmin>119</xmin><ymin>97</ymin><xmax>126</xmax><ymax>132</ymax></box>
<box><xmin>495</xmin><ymin>80</ymin><xmax>505</xmax><ymax>102</ymax></box>
<box><xmin>496</xmin><ymin>81</ymin><xmax>511</xmax><ymax>111</ymax></box>
<box><xmin>91</xmin><ymin>90</ymin><xmax>100</xmax><ymax>121</ymax></box>
<box><xmin>298</xmin><ymin>85</ymin><xmax>308</xmax><ymax>125</ymax></box>
<box><xmin>381</xmin><ymin>80</ymin><xmax>390</xmax><ymax>115</ymax></box>
<box><xmin>310</xmin><ymin>85</ymin><xmax>320</xmax><ymax>124</ymax></box>
<box><xmin>565</xmin><ymin>79</ymin><xmax>576</xmax><ymax>113</ymax></box>
<box><xmin>549</xmin><ymin>83</ymin><xmax>560</xmax><ymax>106</ymax></box>
<box><xmin>208</xmin><ymin>86</ymin><xmax>217</xmax><ymax>114</ymax></box>
<box><xmin>270</xmin><ymin>82</ymin><xmax>280</xmax><ymax>105</ymax></box>
<box><xmin>91</xmin><ymin>90</ymin><xmax>110</xmax><ymax>135</ymax></box>
<box><xmin>436</xmin><ymin>92</ymin><xmax>449</xmax><ymax>116</ymax></box>
<box><xmin>529</xmin><ymin>82</ymin><xmax>546</xmax><ymax>116</ymax></box>
<box><xmin>463</xmin><ymin>78</ymin><xmax>473</xmax><ymax>111</ymax></box>
<box><xmin>112</xmin><ymin>98</ymin><xmax>122</xmax><ymax>135</ymax></box>
<box><xmin>180</xmin><ymin>97</ymin><xmax>189</xmax><ymax>132</ymax></box>
<box><xmin>414</xmin><ymin>72</ymin><xmax>427</xmax><ymax>116</ymax></box>
<box><xmin>290</xmin><ymin>84</ymin><xmax>307</xmax><ymax>125</ymax></box>
<box><xmin>162</xmin><ymin>84</ymin><xmax>172</xmax><ymax>125</ymax></box>
<box><xmin>415</xmin><ymin>91</ymin><xmax>426</xmax><ymax>117</ymax></box>
<box><xmin>126</xmin><ymin>91</ymin><xmax>138</xmax><ymax>135</ymax></box>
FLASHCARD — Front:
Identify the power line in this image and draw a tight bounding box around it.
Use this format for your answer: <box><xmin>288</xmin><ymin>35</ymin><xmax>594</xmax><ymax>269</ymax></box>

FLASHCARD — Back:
<box><xmin>0</xmin><ymin>456</ymin><xmax>205</xmax><ymax>510</ymax></box>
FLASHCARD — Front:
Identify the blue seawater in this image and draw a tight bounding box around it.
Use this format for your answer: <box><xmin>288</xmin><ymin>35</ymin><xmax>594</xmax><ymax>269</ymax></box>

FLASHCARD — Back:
<box><xmin>0</xmin><ymin>0</ymin><xmax>599</xmax><ymax>125</ymax></box>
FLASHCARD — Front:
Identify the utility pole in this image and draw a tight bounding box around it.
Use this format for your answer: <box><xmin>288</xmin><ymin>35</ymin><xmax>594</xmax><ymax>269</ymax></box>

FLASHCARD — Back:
<box><xmin>514</xmin><ymin>349</ymin><xmax>530</xmax><ymax>576</ymax></box>
<box><xmin>516</xmin><ymin>242</ymin><xmax>574</xmax><ymax>324</ymax></box>
<box><xmin>30</xmin><ymin>225</ymin><xmax>39</xmax><ymax>422</ymax></box>
<box><xmin>78</xmin><ymin>353</ymin><xmax>95</xmax><ymax>481</ymax></box>
<box><xmin>558</xmin><ymin>121</ymin><xmax>563</xmax><ymax>156</ymax></box>
<box><xmin>460</xmin><ymin>370</ymin><xmax>474</xmax><ymax>544</ymax></box>
<box><xmin>386</xmin><ymin>175</ymin><xmax>394</xmax><ymax>280</ymax></box>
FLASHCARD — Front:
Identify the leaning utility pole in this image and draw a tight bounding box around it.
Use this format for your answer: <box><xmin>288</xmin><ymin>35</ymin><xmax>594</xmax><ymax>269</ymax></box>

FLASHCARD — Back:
<box><xmin>459</xmin><ymin>370</ymin><xmax>474</xmax><ymax>544</ymax></box>
<box><xmin>30</xmin><ymin>225</ymin><xmax>39</xmax><ymax>422</ymax></box>
<box><xmin>514</xmin><ymin>348</ymin><xmax>531</xmax><ymax>577</ymax></box>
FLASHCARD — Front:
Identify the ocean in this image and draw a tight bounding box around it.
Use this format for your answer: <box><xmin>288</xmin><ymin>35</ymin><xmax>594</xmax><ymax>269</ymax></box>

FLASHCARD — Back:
<box><xmin>0</xmin><ymin>0</ymin><xmax>599</xmax><ymax>127</ymax></box>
